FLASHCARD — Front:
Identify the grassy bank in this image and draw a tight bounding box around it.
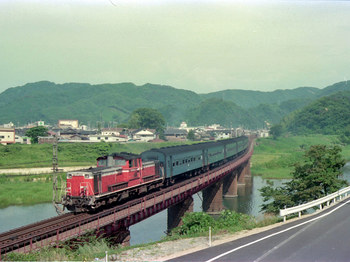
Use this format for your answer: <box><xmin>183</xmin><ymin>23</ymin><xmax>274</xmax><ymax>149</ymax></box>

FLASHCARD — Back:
<box><xmin>0</xmin><ymin>173</ymin><xmax>66</xmax><ymax>208</ymax></box>
<box><xmin>0</xmin><ymin>141</ymin><xmax>192</xmax><ymax>169</ymax></box>
<box><xmin>251</xmin><ymin>134</ymin><xmax>350</xmax><ymax>179</ymax></box>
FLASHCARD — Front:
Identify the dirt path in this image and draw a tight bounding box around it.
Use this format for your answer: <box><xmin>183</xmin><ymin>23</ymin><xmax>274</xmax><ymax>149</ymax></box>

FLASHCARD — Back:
<box><xmin>0</xmin><ymin>166</ymin><xmax>91</xmax><ymax>175</ymax></box>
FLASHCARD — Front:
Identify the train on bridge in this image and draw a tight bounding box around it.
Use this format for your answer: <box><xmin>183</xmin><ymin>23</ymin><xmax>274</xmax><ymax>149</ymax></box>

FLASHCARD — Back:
<box><xmin>62</xmin><ymin>136</ymin><xmax>249</xmax><ymax>212</ymax></box>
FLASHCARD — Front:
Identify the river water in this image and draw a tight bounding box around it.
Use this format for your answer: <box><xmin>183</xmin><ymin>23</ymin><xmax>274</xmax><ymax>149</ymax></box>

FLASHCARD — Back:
<box><xmin>1</xmin><ymin>163</ymin><xmax>349</xmax><ymax>245</ymax></box>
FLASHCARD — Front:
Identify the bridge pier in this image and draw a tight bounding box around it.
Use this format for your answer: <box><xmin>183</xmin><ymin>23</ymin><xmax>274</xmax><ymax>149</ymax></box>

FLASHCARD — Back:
<box><xmin>167</xmin><ymin>196</ymin><xmax>194</xmax><ymax>234</ymax></box>
<box><xmin>223</xmin><ymin>171</ymin><xmax>238</xmax><ymax>198</ymax></box>
<box><xmin>202</xmin><ymin>178</ymin><xmax>224</xmax><ymax>214</ymax></box>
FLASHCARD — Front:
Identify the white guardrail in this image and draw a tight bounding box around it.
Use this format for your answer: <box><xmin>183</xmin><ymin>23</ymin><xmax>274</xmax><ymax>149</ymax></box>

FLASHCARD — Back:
<box><xmin>279</xmin><ymin>185</ymin><xmax>350</xmax><ymax>222</ymax></box>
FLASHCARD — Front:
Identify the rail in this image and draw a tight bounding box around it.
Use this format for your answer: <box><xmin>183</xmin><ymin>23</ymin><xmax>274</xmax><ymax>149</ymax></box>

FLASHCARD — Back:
<box><xmin>280</xmin><ymin>185</ymin><xmax>350</xmax><ymax>222</ymax></box>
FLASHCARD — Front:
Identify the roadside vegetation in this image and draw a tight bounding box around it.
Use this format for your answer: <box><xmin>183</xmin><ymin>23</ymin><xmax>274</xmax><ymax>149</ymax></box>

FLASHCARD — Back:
<box><xmin>260</xmin><ymin>144</ymin><xmax>347</xmax><ymax>214</ymax></box>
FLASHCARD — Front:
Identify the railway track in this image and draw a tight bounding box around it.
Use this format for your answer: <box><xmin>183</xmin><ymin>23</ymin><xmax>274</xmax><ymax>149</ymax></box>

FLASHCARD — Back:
<box><xmin>0</xmin><ymin>213</ymin><xmax>87</xmax><ymax>250</ymax></box>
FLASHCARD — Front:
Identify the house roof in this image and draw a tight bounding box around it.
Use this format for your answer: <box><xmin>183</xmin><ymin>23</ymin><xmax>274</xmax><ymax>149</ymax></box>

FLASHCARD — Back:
<box><xmin>164</xmin><ymin>128</ymin><xmax>187</xmax><ymax>135</ymax></box>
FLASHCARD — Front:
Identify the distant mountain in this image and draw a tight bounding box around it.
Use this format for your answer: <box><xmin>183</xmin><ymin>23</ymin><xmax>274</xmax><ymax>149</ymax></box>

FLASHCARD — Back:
<box><xmin>0</xmin><ymin>80</ymin><xmax>349</xmax><ymax>128</ymax></box>
<box><xmin>0</xmin><ymin>81</ymin><xmax>200</xmax><ymax>126</ymax></box>
<box><xmin>199</xmin><ymin>87</ymin><xmax>319</xmax><ymax>109</ymax></box>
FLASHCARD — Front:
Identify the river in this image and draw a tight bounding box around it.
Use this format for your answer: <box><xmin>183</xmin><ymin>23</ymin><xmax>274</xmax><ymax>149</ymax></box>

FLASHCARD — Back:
<box><xmin>1</xmin><ymin>163</ymin><xmax>349</xmax><ymax>245</ymax></box>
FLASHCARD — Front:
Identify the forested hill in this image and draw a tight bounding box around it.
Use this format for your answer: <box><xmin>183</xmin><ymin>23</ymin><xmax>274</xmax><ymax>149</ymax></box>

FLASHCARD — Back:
<box><xmin>200</xmin><ymin>86</ymin><xmax>319</xmax><ymax>109</ymax></box>
<box><xmin>284</xmin><ymin>90</ymin><xmax>350</xmax><ymax>135</ymax></box>
<box><xmin>0</xmin><ymin>80</ymin><xmax>349</xmax><ymax>128</ymax></box>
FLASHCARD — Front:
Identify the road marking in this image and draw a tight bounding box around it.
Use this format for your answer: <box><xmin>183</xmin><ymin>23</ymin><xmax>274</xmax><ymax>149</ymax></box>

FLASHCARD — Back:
<box><xmin>205</xmin><ymin>199</ymin><xmax>350</xmax><ymax>262</ymax></box>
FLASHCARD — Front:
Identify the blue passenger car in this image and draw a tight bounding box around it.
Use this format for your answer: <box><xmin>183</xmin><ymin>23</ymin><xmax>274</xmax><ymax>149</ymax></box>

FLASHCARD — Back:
<box><xmin>141</xmin><ymin>136</ymin><xmax>249</xmax><ymax>181</ymax></box>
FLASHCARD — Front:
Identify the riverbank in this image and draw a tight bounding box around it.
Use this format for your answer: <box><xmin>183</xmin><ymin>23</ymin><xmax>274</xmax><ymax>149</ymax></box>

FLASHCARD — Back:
<box><xmin>252</xmin><ymin>134</ymin><xmax>350</xmax><ymax>179</ymax></box>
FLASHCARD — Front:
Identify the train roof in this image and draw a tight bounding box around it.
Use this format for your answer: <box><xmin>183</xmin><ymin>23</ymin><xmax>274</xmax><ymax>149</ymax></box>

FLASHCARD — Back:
<box><xmin>97</xmin><ymin>152</ymin><xmax>141</xmax><ymax>160</ymax></box>
<box><xmin>69</xmin><ymin>166</ymin><xmax>122</xmax><ymax>174</ymax></box>
<box><xmin>143</xmin><ymin>136</ymin><xmax>248</xmax><ymax>156</ymax></box>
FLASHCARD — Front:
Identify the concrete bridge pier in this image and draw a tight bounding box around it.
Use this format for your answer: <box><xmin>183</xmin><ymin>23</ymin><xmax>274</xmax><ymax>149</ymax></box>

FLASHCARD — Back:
<box><xmin>223</xmin><ymin>170</ymin><xmax>238</xmax><ymax>198</ymax></box>
<box><xmin>167</xmin><ymin>196</ymin><xmax>194</xmax><ymax>234</ymax></box>
<box><xmin>202</xmin><ymin>178</ymin><xmax>225</xmax><ymax>214</ymax></box>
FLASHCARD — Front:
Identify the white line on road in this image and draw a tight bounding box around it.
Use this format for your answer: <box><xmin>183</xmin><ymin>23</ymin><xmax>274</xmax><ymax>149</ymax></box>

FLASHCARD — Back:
<box><xmin>206</xmin><ymin>199</ymin><xmax>350</xmax><ymax>262</ymax></box>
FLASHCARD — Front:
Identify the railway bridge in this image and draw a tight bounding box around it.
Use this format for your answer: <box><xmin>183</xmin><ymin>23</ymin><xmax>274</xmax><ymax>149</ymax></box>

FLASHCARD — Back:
<box><xmin>0</xmin><ymin>140</ymin><xmax>254</xmax><ymax>257</ymax></box>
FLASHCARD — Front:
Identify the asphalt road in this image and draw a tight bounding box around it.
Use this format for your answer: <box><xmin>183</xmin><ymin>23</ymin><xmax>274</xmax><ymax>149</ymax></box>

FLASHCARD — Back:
<box><xmin>169</xmin><ymin>198</ymin><xmax>350</xmax><ymax>262</ymax></box>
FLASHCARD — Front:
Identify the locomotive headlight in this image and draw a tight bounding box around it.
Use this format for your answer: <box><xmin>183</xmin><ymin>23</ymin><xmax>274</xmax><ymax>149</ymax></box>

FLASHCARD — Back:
<box><xmin>85</xmin><ymin>174</ymin><xmax>90</xmax><ymax>179</ymax></box>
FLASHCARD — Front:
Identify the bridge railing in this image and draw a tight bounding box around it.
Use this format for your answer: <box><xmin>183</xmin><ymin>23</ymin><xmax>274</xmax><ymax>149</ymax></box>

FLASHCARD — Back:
<box><xmin>280</xmin><ymin>185</ymin><xmax>350</xmax><ymax>222</ymax></box>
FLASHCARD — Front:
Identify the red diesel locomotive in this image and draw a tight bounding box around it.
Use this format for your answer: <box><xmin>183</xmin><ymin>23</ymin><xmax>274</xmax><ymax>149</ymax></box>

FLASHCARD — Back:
<box><xmin>63</xmin><ymin>152</ymin><xmax>162</xmax><ymax>212</ymax></box>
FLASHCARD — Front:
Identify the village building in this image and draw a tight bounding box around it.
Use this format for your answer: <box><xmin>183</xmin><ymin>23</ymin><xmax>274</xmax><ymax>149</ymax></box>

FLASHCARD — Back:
<box><xmin>58</xmin><ymin>119</ymin><xmax>79</xmax><ymax>129</ymax></box>
<box><xmin>164</xmin><ymin>128</ymin><xmax>187</xmax><ymax>141</ymax></box>
<box><xmin>132</xmin><ymin>129</ymin><xmax>156</xmax><ymax>142</ymax></box>
<box><xmin>0</xmin><ymin>127</ymin><xmax>15</xmax><ymax>145</ymax></box>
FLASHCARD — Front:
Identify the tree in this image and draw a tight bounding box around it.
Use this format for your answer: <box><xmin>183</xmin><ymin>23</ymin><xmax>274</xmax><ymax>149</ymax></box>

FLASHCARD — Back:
<box><xmin>187</xmin><ymin>130</ymin><xmax>195</xmax><ymax>141</ymax></box>
<box><xmin>260</xmin><ymin>145</ymin><xmax>347</xmax><ymax>214</ymax></box>
<box><xmin>269</xmin><ymin>124</ymin><xmax>284</xmax><ymax>140</ymax></box>
<box><xmin>25</xmin><ymin>126</ymin><xmax>49</xmax><ymax>143</ymax></box>
<box><xmin>128</xmin><ymin>108</ymin><xmax>165</xmax><ymax>133</ymax></box>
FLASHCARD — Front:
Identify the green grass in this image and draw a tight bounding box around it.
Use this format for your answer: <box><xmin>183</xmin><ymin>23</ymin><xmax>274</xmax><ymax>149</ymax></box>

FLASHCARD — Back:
<box><xmin>252</xmin><ymin>134</ymin><xmax>350</xmax><ymax>179</ymax></box>
<box><xmin>0</xmin><ymin>141</ymin><xmax>193</xmax><ymax>169</ymax></box>
<box><xmin>0</xmin><ymin>173</ymin><xmax>66</xmax><ymax>208</ymax></box>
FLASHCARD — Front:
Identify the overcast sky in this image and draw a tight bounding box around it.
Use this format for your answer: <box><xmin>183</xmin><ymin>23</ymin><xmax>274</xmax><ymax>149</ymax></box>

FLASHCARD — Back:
<box><xmin>1</xmin><ymin>0</ymin><xmax>349</xmax><ymax>94</ymax></box>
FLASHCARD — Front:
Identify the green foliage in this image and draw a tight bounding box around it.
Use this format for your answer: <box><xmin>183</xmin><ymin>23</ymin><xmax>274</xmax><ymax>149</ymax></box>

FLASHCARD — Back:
<box><xmin>25</xmin><ymin>126</ymin><xmax>49</xmax><ymax>143</ymax></box>
<box><xmin>187</xmin><ymin>130</ymin><xmax>195</xmax><ymax>141</ymax></box>
<box><xmin>171</xmin><ymin>210</ymin><xmax>256</xmax><ymax>237</ymax></box>
<box><xmin>173</xmin><ymin>212</ymin><xmax>215</xmax><ymax>235</ymax></box>
<box><xmin>251</xmin><ymin>134</ymin><xmax>350</xmax><ymax>179</ymax></box>
<box><xmin>339</xmin><ymin>125</ymin><xmax>350</xmax><ymax>145</ymax></box>
<box><xmin>216</xmin><ymin>210</ymin><xmax>255</xmax><ymax>231</ymax></box>
<box><xmin>285</xmin><ymin>91</ymin><xmax>350</xmax><ymax>135</ymax></box>
<box><xmin>1</xmin><ymin>80</ymin><xmax>349</xmax><ymax>129</ymax></box>
<box><xmin>269</xmin><ymin>124</ymin><xmax>284</xmax><ymax>140</ymax></box>
<box><xmin>128</xmin><ymin>108</ymin><xmax>165</xmax><ymax>133</ymax></box>
<box><xmin>186</xmin><ymin>98</ymin><xmax>255</xmax><ymax>128</ymax></box>
<box><xmin>260</xmin><ymin>144</ymin><xmax>348</xmax><ymax>214</ymax></box>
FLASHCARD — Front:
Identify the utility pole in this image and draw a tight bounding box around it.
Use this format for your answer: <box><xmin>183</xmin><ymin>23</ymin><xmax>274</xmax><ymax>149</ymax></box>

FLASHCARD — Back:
<box><xmin>52</xmin><ymin>136</ymin><xmax>58</xmax><ymax>173</ymax></box>
<box><xmin>52</xmin><ymin>136</ymin><xmax>65</xmax><ymax>214</ymax></box>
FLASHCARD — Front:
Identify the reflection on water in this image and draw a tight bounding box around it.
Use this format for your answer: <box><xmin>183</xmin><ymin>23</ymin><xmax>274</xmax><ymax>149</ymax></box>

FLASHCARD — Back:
<box><xmin>223</xmin><ymin>176</ymin><xmax>289</xmax><ymax>219</ymax></box>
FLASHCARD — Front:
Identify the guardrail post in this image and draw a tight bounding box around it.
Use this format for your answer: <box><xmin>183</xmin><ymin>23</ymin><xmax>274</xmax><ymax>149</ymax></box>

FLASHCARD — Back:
<box><xmin>209</xmin><ymin>226</ymin><xmax>212</xmax><ymax>247</ymax></box>
<box><xmin>298</xmin><ymin>212</ymin><xmax>301</xmax><ymax>218</ymax></box>
<box><xmin>283</xmin><ymin>216</ymin><xmax>286</xmax><ymax>223</ymax></box>
<box><xmin>319</xmin><ymin>204</ymin><xmax>322</xmax><ymax>210</ymax></box>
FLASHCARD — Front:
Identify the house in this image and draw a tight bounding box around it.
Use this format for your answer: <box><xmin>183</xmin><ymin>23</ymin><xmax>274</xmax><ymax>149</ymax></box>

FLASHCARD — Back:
<box><xmin>38</xmin><ymin>136</ymin><xmax>56</xmax><ymax>144</ymax></box>
<box><xmin>58</xmin><ymin>119</ymin><xmax>79</xmax><ymax>129</ymax></box>
<box><xmin>164</xmin><ymin>128</ymin><xmax>187</xmax><ymax>141</ymax></box>
<box><xmin>101</xmin><ymin>128</ymin><xmax>123</xmax><ymax>136</ymax></box>
<box><xmin>88</xmin><ymin>134</ymin><xmax>128</xmax><ymax>143</ymax></box>
<box><xmin>15</xmin><ymin>135</ymin><xmax>31</xmax><ymax>144</ymax></box>
<box><xmin>132</xmin><ymin>129</ymin><xmax>156</xmax><ymax>142</ymax></box>
<box><xmin>0</xmin><ymin>127</ymin><xmax>15</xmax><ymax>145</ymax></box>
